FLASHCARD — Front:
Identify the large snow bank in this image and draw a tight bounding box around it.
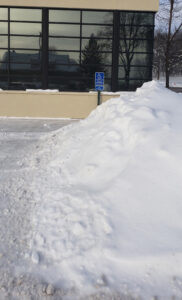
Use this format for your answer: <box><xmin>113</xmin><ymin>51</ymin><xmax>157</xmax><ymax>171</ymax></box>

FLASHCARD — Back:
<box><xmin>24</xmin><ymin>81</ymin><xmax>182</xmax><ymax>299</ymax></box>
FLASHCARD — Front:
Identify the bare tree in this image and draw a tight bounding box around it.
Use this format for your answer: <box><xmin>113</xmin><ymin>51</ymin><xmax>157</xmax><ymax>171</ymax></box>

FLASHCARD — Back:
<box><xmin>156</xmin><ymin>0</ymin><xmax>182</xmax><ymax>88</ymax></box>
<box><xmin>153</xmin><ymin>30</ymin><xmax>166</xmax><ymax>79</ymax></box>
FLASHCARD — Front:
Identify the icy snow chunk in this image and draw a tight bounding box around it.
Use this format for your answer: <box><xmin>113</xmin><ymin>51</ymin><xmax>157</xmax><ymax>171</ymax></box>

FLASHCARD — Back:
<box><xmin>45</xmin><ymin>284</ymin><xmax>55</xmax><ymax>296</ymax></box>
<box><xmin>31</xmin><ymin>251</ymin><xmax>40</xmax><ymax>264</ymax></box>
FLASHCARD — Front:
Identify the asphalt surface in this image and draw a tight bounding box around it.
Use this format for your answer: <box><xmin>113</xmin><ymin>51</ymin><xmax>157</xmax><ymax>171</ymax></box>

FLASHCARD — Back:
<box><xmin>0</xmin><ymin>118</ymin><xmax>79</xmax><ymax>133</ymax></box>
<box><xmin>169</xmin><ymin>87</ymin><xmax>182</xmax><ymax>93</ymax></box>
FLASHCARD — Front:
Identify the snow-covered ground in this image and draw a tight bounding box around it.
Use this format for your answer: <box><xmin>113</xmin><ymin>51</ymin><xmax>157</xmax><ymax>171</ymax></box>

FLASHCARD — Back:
<box><xmin>0</xmin><ymin>81</ymin><xmax>182</xmax><ymax>299</ymax></box>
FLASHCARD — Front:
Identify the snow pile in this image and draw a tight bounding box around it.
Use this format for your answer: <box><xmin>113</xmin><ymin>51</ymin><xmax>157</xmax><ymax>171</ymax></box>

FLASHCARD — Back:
<box><xmin>24</xmin><ymin>81</ymin><xmax>182</xmax><ymax>298</ymax></box>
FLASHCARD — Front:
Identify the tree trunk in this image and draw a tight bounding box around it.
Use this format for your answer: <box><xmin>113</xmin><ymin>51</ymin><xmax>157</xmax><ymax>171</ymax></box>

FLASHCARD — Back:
<box><xmin>157</xmin><ymin>62</ymin><xmax>160</xmax><ymax>80</ymax></box>
<box><xmin>165</xmin><ymin>0</ymin><xmax>174</xmax><ymax>89</ymax></box>
<box><xmin>165</xmin><ymin>46</ymin><xmax>170</xmax><ymax>88</ymax></box>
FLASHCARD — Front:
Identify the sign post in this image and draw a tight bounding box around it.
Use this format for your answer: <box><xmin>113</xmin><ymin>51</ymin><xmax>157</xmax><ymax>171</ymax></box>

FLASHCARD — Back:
<box><xmin>95</xmin><ymin>72</ymin><xmax>104</xmax><ymax>105</ymax></box>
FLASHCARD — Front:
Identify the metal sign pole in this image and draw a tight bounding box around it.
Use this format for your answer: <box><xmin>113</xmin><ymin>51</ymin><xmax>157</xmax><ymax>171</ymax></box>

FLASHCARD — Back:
<box><xmin>97</xmin><ymin>90</ymin><xmax>101</xmax><ymax>106</ymax></box>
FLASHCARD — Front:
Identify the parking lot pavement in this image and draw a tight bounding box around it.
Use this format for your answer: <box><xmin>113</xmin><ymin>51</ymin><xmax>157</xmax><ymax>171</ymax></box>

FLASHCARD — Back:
<box><xmin>0</xmin><ymin>117</ymin><xmax>79</xmax><ymax>133</ymax></box>
<box><xmin>0</xmin><ymin>117</ymin><xmax>79</xmax><ymax>171</ymax></box>
<box><xmin>169</xmin><ymin>87</ymin><xmax>182</xmax><ymax>93</ymax></box>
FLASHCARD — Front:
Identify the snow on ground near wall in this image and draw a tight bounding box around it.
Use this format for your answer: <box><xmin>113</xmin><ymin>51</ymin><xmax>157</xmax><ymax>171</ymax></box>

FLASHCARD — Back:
<box><xmin>15</xmin><ymin>80</ymin><xmax>182</xmax><ymax>299</ymax></box>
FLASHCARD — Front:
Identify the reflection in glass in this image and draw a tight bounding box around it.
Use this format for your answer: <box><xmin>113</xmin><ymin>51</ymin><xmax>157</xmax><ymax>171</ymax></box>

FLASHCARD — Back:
<box><xmin>0</xmin><ymin>35</ymin><xmax>8</xmax><ymax>48</ymax></box>
<box><xmin>49</xmin><ymin>24</ymin><xmax>80</xmax><ymax>37</ymax></box>
<box><xmin>10</xmin><ymin>50</ymin><xmax>41</xmax><ymax>63</ymax></box>
<box><xmin>49</xmin><ymin>10</ymin><xmax>80</xmax><ymax>23</ymax></box>
<box><xmin>120</xmin><ymin>12</ymin><xmax>154</xmax><ymax>26</ymax></box>
<box><xmin>10</xmin><ymin>36</ymin><xmax>42</xmax><ymax>49</ymax></box>
<box><xmin>49</xmin><ymin>51</ymin><xmax>80</xmax><ymax>65</ymax></box>
<box><xmin>10</xmin><ymin>50</ymin><xmax>41</xmax><ymax>72</ymax></box>
<box><xmin>81</xmin><ymin>51</ymin><xmax>112</xmax><ymax>65</ymax></box>
<box><xmin>82</xmin><ymin>37</ymin><xmax>112</xmax><ymax>52</ymax></box>
<box><xmin>11</xmin><ymin>62</ymin><xmax>41</xmax><ymax>71</ymax></box>
<box><xmin>82</xmin><ymin>25</ymin><xmax>113</xmax><ymax>38</ymax></box>
<box><xmin>49</xmin><ymin>65</ymin><xmax>80</xmax><ymax>74</ymax></box>
<box><xmin>119</xmin><ymin>11</ymin><xmax>154</xmax><ymax>90</ymax></box>
<box><xmin>82</xmin><ymin>11</ymin><xmax>113</xmax><ymax>24</ymax></box>
<box><xmin>10</xmin><ymin>22</ymin><xmax>42</xmax><ymax>35</ymax></box>
<box><xmin>118</xmin><ymin>79</ymin><xmax>144</xmax><ymax>91</ymax></box>
<box><xmin>10</xmin><ymin>75</ymin><xmax>41</xmax><ymax>89</ymax></box>
<box><xmin>0</xmin><ymin>75</ymin><xmax>8</xmax><ymax>89</ymax></box>
<box><xmin>49</xmin><ymin>38</ymin><xmax>80</xmax><ymax>51</ymax></box>
<box><xmin>81</xmin><ymin>35</ymin><xmax>111</xmax><ymax>89</ymax></box>
<box><xmin>48</xmin><ymin>76</ymin><xmax>83</xmax><ymax>91</ymax></box>
<box><xmin>0</xmin><ymin>8</ymin><xmax>8</xmax><ymax>20</ymax></box>
<box><xmin>120</xmin><ymin>39</ymin><xmax>153</xmax><ymax>53</ymax></box>
<box><xmin>120</xmin><ymin>53</ymin><xmax>152</xmax><ymax>65</ymax></box>
<box><xmin>0</xmin><ymin>49</ymin><xmax>8</xmax><ymax>62</ymax></box>
<box><xmin>0</xmin><ymin>62</ymin><xmax>8</xmax><ymax>72</ymax></box>
<box><xmin>120</xmin><ymin>26</ymin><xmax>153</xmax><ymax>40</ymax></box>
<box><xmin>119</xmin><ymin>66</ymin><xmax>151</xmax><ymax>79</ymax></box>
<box><xmin>119</xmin><ymin>50</ymin><xmax>152</xmax><ymax>89</ymax></box>
<box><xmin>104</xmin><ymin>79</ymin><xmax>111</xmax><ymax>91</ymax></box>
<box><xmin>11</xmin><ymin>63</ymin><xmax>33</xmax><ymax>71</ymax></box>
<box><xmin>10</xmin><ymin>8</ymin><xmax>42</xmax><ymax>22</ymax></box>
<box><xmin>0</xmin><ymin>22</ymin><xmax>8</xmax><ymax>34</ymax></box>
<box><xmin>136</xmin><ymin>26</ymin><xmax>153</xmax><ymax>39</ymax></box>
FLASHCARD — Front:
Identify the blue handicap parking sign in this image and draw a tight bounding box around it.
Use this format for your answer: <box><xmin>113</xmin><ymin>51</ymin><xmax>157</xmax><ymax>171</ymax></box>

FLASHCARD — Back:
<box><xmin>95</xmin><ymin>72</ymin><xmax>104</xmax><ymax>91</ymax></box>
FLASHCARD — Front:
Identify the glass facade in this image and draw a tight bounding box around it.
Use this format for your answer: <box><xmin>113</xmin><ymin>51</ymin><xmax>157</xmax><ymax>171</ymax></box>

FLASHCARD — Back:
<box><xmin>0</xmin><ymin>7</ymin><xmax>154</xmax><ymax>91</ymax></box>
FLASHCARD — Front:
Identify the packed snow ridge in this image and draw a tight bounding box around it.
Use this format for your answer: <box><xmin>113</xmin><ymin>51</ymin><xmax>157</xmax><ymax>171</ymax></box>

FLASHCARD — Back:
<box><xmin>6</xmin><ymin>81</ymin><xmax>182</xmax><ymax>299</ymax></box>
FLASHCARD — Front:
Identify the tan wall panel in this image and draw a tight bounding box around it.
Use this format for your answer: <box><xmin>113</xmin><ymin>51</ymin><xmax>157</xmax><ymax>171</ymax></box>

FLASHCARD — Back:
<box><xmin>0</xmin><ymin>0</ymin><xmax>159</xmax><ymax>11</ymax></box>
<box><xmin>0</xmin><ymin>91</ymin><xmax>119</xmax><ymax>119</ymax></box>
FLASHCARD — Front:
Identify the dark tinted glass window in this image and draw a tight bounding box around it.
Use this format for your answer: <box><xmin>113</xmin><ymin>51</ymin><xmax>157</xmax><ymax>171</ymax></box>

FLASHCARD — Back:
<box><xmin>10</xmin><ymin>75</ymin><xmax>41</xmax><ymax>89</ymax></box>
<box><xmin>120</xmin><ymin>39</ymin><xmax>153</xmax><ymax>53</ymax></box>
<box><xmin>49</xmin><ymin>51</ymin><xmax>80</xmax><ymax>65</ymax></box>
<box><xmin>82</xmin><ymin>38</ymin><xmax>112</xmax><ymax>52</ymax></box>
<box><xmin>119</xmin><ymin>66</ymin><xmax>151</xmax><ymax>79</ymax></box>
<box><xmin>0</xmin><ymin>8</ymin><xmax>8</xmax><ymax>20</ymax></box>
<box><xmin>10</xmin><ymin>23</ymin><xmax>42</xmax><ymax>35</ymax></box>
<box><xmin>124</xmin><ymin>53</ymin><xmax>152</xmax><ymax>65</ymax></box>
<box><xmin>0</xmin><ymin>75</ymin><xmax>8</xmax><ymax>89</ymax></box>
<box><xmin>0</xmin><ymin>7</ymin><xmax>154</xmax><ymax>92</ymax></box>
<box><xmin>120</xmin><ymin>25</ymin><xmax>154</xmax><ymax>39</ymax></box>
<box><xmin>0</xmin><ymin>22</ymin><xmax>8</xmax><ymax>34</ymax></box>
<box><xmin>10</xmin><ymin>36</ymin><xmax>41</xmax><ymax>49</ymax></box>
<box><xmin>49</xmin><ymin>10</ymin><xmax>80</xmax><ymax>23</ymax></box>
<box><xmin>81</xmin><ymin>51</ymin><xmax>112</xmax><ymax>65</ymax></box>
<box><xmin>82</xmin><ymin>25</ymin><xmax>112</xmax><ymax>38</ymax></box>
<box><xmin>82</xmin><ymin>11</ymin><xmax>113</xmax><ymax>24</ymax></box>
<box><xmin>49</xmin><ymin>24</ymin><xmax>80</xmax><ymax>37</ymax></box>
<box><xmin>120</xmin><ymin>12</ymin><xmax>154</xmax><ymax>26</ymax></box>
<box><xmin>0</xmin><ymin>35</ymin><xmax>8</xmax><ymax>48</ymax></box>
<box><xmin>10</xmin><ymin>50</ymin><xmax>41</xmax><ymax>64</ymax></box>
<box><xmin>118</xmin><ymin>79</ymin><xmax>144</xmax><ymax>91</ymax></box>
<box><xmin>0</xmin><ymin>62</ymin><xmax>8</xmax><ymax>72</ymax></box>
<box><xmin>0</xmin><ymin>49</ymin><xmax>8</xmax><ymax>62</ymax></box>
<box><xmin>48</xmin><ymin>76</ymin><xmax>83</xmax><ymax>91</ymax></box>
<box><xmin>49</xmin><ymin>64</ymin><xmax>80</xmax><ymax>74</ymax></box>
<box><xmin>10</xmin><ymin>8</ymin><xmax>42</xmax><ymax>22</ymax></box>
<box><xmin>49</xmin><ymin>37</ymin><xmax>80</xmax><ymax>51</ymax></box>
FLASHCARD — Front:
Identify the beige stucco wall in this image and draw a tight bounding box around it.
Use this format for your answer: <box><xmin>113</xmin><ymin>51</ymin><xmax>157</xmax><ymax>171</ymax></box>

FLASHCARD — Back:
<box><xmin>0</xmin><ymin>0</ymin><xmax>159</xmax><ymax>11</ymax></box>
<box><xmin>0</xmin><ymin>91</ymin><xmax>120</xmax><ymax>119</ymax></box>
